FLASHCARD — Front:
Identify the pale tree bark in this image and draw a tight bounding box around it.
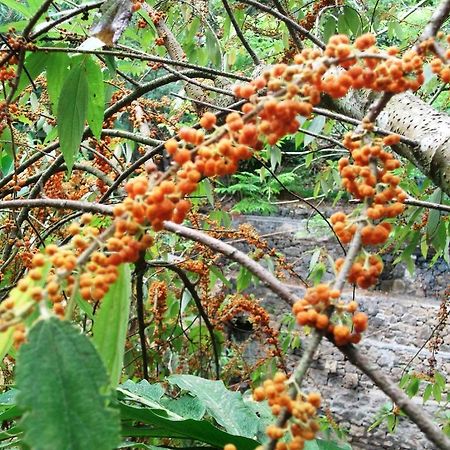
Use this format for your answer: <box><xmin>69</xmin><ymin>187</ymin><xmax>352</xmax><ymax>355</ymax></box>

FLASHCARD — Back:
<box><xmin>329</xmin><ymin>91</ymin><xmax>450</xmax><ymax>196</ymax></box>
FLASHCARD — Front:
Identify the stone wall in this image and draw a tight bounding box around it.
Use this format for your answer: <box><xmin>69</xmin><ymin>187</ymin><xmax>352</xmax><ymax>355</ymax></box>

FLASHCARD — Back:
<box><xmin>230</xmin><ymin>212</ymin><xmax>449</xmax><ymax>450</ymax></box>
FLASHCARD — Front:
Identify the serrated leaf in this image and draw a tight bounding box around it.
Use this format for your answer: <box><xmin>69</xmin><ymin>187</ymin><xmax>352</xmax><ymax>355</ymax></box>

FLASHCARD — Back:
<box><xmin>57</xmin><ymin>57</ymin><xmax>88</xmax><ymax>173</ymax></box>
<box><xmin>93</xmin><ymin>264</ymin><xmax>131</xmax><ymax>388</ymax></box>
<box><xmin>46</xmin><ymin>52</ymin><xmax>70</xmax><ymax>113</ymax></box>
<box><xmin>168</xmin><ymin>374</ymin><xmax>259</xmax><ymax>438</ymax></box>
<box><xmin>85</xmin><ymin>56</ymin><xmax>105</xmax><ymax>139</ymax></box>
<box><xmin>16</xmin><ymin>318</ymin><xmax>120</xmax><ymax>450</ymax></box>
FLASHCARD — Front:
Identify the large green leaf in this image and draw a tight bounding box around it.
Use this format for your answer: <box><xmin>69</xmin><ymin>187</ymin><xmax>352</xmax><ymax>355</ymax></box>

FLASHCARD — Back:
<box><xmin>57</xmin><ymin>56</ymin><xmax>88</xmax><ymax>173</ymax></box>
<box><xmin>93</xmin><ymin>264</ymin><xmax>132</xmax><ymax>388</ymax></box>
<box><xmin>118</xmin><ymin>386</ymin><xmax>259</xmax><ymax>450</ymax></box>
<box><xmin>0</xmin><ymin>0</ymin><xmax>32</xmax><ymax>18</ymax></box>
<box><xmin>85</xmin><ymin>55</ymin><xmax>105</xmax><ymax>139</ymax></box>
<box><xmin>305</xmin><ymin>440</ymin><xmax>352</xmax><ymax>450</ymax></box>
<box><xmin>14</xmin><ymin>52</ymin><xmax>48</xmax><ymax>100</ymax></box>
<box><xmin>16</xmin><ymin>318</ymin><xmax>120</xmax><ymax>450</ymax></box>
<box><xmin>168</xmin><ymin>374</ymin><xmax>259</xmax><ymax>438</ymax></box>
<box><xmin>121</xmin><ymin>379</ymin><xmax>206</xmax><ymax>420</ymax></box>
<box><xmin>46</xmin><ymin>52</ymin><xmax>70</xmax><ymax>113</ymax></box>
<box><xmin>426</xmin><ymin>188</ymin><xmax>442</xmax><ymax>239</ymax></box>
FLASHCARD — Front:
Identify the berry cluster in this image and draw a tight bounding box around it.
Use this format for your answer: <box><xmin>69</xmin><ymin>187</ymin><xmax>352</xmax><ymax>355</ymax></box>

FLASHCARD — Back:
<box><xmin>429</xmin><ymin>33</ymin><xmax>450</xmax><ymax>82</ymax></box>
<box><xmin>292</xmin><ymin>284</ymin><xmax>368</xmax><ymax>346</ymax></box>
<box><xmin>336</xmin><ymin>254</ymin><xmax>384</xmax><ymax>289</ymax></box>
<box><xmin>0</xmin><ymin>32</ymin><xmax>439</xmax><ymax>352</ymax></box>
<box><xmin>299</xmin><ymin>0</ymin><xmax>344</xmax><ymax>35</ymax></box>
<box><xmin>252</xmin><ymin>372</ymin><xmax>321</xmax><ymax>450</ymax></box>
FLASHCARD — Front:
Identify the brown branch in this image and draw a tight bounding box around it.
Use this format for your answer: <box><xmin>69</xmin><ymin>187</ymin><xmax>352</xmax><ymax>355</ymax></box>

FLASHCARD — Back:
<box><xmin>339</xmin><ymin>343</ymin><xmax>450</xmax><ymax>450</ymax></box>
<box><xmin>147</xmin><ymin>260</ymin><xmax>221</xmax><ymax>379</ymax></box>
<box><xmin>239</xmin><ymin>0</ymin><xmax>325</xmax><ymax>49</ymax></box>
<box><xmin>222</xmin><ymin>0</ymin><xmax>261</xmax><ymax>65</ymax></box>
<box><xmin>271</xmin><ymin>0</ymin><xmax>303</xmax><ymax>50</ymax></box>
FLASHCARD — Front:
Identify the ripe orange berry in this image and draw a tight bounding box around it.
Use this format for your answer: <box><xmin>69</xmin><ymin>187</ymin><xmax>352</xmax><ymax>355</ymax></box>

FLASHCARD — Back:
<box><xmin>224</xmin><ymin>445</ymin><xmax>236</xmax><ymax>450</ymax></box>
<box><xmin>199</xmin><ymin>112</ymin><xmax>216</xmax><ymax>130</ymax></box>
<box><xmin>316</xmin><ymin>314</ymin><xmax>329</xmax><ymax>330</ymax></box>
<box><xmin>253</xmin><ymin>386</ymin><xmax>266</xmax><ymax>401</ymax></box>
<box><xmin>164</xmin><ymin>139</ymin><xmax>178</xmax><ymax>155</ymax></box>
<box><xmin>307</xmin><ymin>392</ymin><xmax>321</xmax><ymax>408</ymax></box>
<box><xmin>353</xmin><ymin>312</ymin><xmax>368</xmax><ymax>333</ymax></box>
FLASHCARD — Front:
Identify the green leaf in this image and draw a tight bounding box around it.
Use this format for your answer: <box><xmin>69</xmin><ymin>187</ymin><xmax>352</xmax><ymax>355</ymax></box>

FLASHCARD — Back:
<box><xmin>93</xmin><ymin>264</ymin><xmax>132</xmax><ymax>388</ymax></box>
<box><xmin>0</xmin><ymin>0</ymin><xmax>32</xmax><ymax>18</ymax></box>
<box><xmin>342</xmin><ymin>6</ymin><xmax>362</xmax><ymax>36</ymax></box>
<box><xmin>337</xmin><ymin>14</ymin><xmax>349</xmax><ymax>35</ymax></box>
<box><xmin>406</xmin><ymin>377</ymin><xmax>420</xmax><ymax>397</ymax></box>
<box><xmin>85</xmin><ymin>56</ymin><xmax>105</xmax><ymax>139</ymax></box>
<box><xmin>168</xmin><ymin>374</ymin><xmax>259</xmax><ymax>438</ymax></box>
<box><xmin>426</xmin><ymin>188</ymin><xmax>442</xmax><ymax>239</ymax></box>
<box><xmin>323</xmin><ymin>16</ymin><xmax>336</xmax><ymax>43</ymax></box>
<box><xmin>46</xmin><ymin>52</ymin><xmax>70</xmax><ymax>113</ymax></box>
<box><xmin>57</xmin><ymin>56</ymin><xmax>89</xmax><ymax>173</ymax></box>
<box><xmin>118</xmin><ymin>388</ymin><xmax>259</xmax><ymax>450</ymax></box>
<box><xmin>121</xmin><ymin>379</ymin><xmax>165</xmax><ymax>402</ymax></box>
<box><xmin>14</xmin><ymin>52</ymin><xmax>48</xmax><ymax>100</ymax></box>
<box><xmin>423</xmin><ymin>383</ymin><xmax>433</xmax><ymax>403</ymax></box>
<box><xmin>210</xmin><ymin>265</ymin><xmax>232</xmax><ymax>289</ymax></box>
<box><xmin>433</xmin><ymin>382</ymin><xmax>442</xmax><ymax>402</ymax></box>
<box><xmin>16</xmin><ymin>318</ymin><xmax>120</xmax><ymax>450</ymax></box>
<box><xmin>160</xmin><ymin>394</ymin><xmax>206</xmax><ymax>420</ymax></box>
<box><xmin>237</xmin><ymin>266</ymin><xmax>252</xmax><ymax>292</ymax></box>
<box><xmin>205</xmin><ymin>28</ymin><xmax>221</xmax><ymax>67</ymax></box>
<box><xmin>304</xmin><ymin>116</ymin><xmax>326</xmax><ymax>146</ymax></box>
<box><xmin>305</xmin><ymin>439</ymin><xmax>352</xmax><ymax>450</ymax></box>
<box><xmin>270</xmin><ymin>146</ymin><xmax>282</xmax><ymax>170</ymax></box>
<box><xmin>435</xmin><ymin>371</ymin><xmax>446</xmax><ymax>389</ymax></box>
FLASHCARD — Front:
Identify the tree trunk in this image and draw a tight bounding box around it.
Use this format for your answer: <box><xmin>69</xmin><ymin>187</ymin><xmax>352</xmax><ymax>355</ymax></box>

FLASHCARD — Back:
<box><xmin>331</xmin><ymin>91</ymin><xmax>450</xmax><ymax>195</ymax></box>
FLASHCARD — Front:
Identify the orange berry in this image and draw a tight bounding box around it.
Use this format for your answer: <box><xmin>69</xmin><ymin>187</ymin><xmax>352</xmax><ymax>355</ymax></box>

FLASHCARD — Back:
<box><xmin>316</xmin><ymin>314</ymin><xmax>329</xmax><ymax>330</ymax></box>
<box><xmin>164</xmin><ymin>139</ymin><xmax>178</xmax><ymax>155</ymax></box>
<box><xmin>253</xmin><ymin>386</ymin><xmax>266</xmax><ymax>401</ymax></box>
<box><xmin>224</xmin><ymin>445</ymin><xmax>237</xmax><ymax>450</ymax></box>
<box><xmin>199</xmin><ymin>112</ymin><xmax>216</xmax><ymax>130</ymax></box>
<box><xmin>353</xmin><ymin>312</ymin><xmax>368</xmax><ymax>333</ymax></box>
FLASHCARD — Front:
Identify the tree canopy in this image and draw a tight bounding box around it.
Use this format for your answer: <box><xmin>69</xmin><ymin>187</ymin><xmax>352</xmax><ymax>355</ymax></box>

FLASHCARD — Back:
<box><xmin>0</xmin><ymin>1</ymin><xmax>448</xmax><ymax>450</ymax></box>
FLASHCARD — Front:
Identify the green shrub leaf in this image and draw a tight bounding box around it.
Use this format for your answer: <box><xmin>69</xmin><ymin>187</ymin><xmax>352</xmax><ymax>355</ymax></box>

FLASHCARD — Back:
<box><xmin>57</xmin><ymin>56</ymin><xmax>88</xmax><ymax>173</ymax></box>
<box><xmin>118</xmin><ymin>384</ymin><xmax>259</xmax><ymax>450</ymax></box>
<box><xmin>93</xmin><ymin>264</ymin><xmax>132</xmax><ymax>388</ymax></box>
<box><xmin>168</xmin><ymin>374</ymin><xmax>259</xmax><ymax>438</ymax></box>
<box><xmin>46</xmin><ymin>52</ymin><xmax>70</xmax><ymax>113</ymax></box>
<box><xmin>16</xmin><ymin>318</ymin><xmax>120</xmax><ymax>450</ymax></box>
<box><xmin>85</xmin><ymin>55</ymin><xmax>105</xmax><ymax>139</ymax></box>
